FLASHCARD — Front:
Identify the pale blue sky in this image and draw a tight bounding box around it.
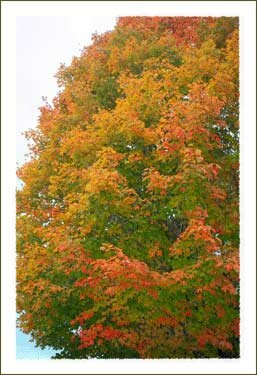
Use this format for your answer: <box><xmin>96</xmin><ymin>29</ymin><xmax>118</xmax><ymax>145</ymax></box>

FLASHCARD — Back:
<box><xmin>16</xmin><ymin>15</ymin><xmax>117</xmax><ymax>359</ymax></box>
<box><xmin>16</xmin><ymin>16</ymin><xmax>117</xmax><ymax>167</ymax></box>
<box><xmin>16</xmin><ymin>328</ymin><xmax>58</xmax><ymax>359</ymax></box>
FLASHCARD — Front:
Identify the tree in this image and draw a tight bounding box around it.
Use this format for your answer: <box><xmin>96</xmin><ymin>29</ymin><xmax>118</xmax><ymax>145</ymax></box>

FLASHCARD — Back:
<box><xmin>17</xmin><ymin>17</ymin><xmax>239</xmax><ymax>359</ymax></box>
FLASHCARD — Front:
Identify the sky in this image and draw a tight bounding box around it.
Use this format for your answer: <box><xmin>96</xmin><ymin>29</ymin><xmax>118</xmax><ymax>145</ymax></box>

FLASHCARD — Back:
<box><xmin>16</xmin><ymin>328</ymin><xmax>58</xmax><ymax>360</ymax></box>
<box><xmin>16</xmin><ymin>15</ymin><xmax>117</xmax><ymax>359</ymax></box>
<box><xmin>16</xmin><ymin>16</ymin><xmax>117</xmax><ymax>168</ymax></box>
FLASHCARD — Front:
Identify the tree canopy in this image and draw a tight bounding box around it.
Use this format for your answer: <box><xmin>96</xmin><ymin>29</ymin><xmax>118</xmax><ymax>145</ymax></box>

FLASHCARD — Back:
<box><xmin>17</xmin><ymin>17</ymin><xmax>239</xmax><ymax>359</ymax></box>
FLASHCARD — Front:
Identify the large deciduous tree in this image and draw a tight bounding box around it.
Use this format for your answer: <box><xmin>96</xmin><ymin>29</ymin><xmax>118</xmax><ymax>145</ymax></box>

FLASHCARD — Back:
<box><xmin>17</xmin><ymin>17</ymin><xmax>239</xmax><ymax>358</ymax></box>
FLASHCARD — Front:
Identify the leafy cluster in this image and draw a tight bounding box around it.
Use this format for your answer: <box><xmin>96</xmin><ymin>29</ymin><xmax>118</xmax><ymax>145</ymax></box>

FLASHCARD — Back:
<box><xmin>17</xmin><ymin>17</ymin><xmax>239</xmax><ymax>358</ymax></box>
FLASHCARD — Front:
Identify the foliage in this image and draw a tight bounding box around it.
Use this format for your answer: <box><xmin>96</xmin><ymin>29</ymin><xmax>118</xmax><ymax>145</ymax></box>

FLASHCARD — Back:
<box><xmin>17</xmin><ymin>17</ymin><xmax>239</xmax><ymax>359</ymax></box>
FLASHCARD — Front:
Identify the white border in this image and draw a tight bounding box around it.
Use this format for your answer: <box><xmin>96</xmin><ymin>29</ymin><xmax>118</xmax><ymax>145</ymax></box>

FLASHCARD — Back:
<box><xmin>2</xmin><ymin>1</ymin><xmax>256</xmax><ymax>374</ymax></box>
